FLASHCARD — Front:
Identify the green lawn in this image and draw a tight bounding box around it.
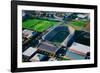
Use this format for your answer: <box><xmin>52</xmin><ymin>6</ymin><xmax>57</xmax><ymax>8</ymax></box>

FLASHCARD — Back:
<box><xmin>70</xmin><ymin>20</ymin><xmax>86</xmax><ymax>27</ymax></box>
<box><xmin>69</xmin><ymin>20</ymin><xmax>87</xmax><ymax>30</ymax></box>
<box><xmin>22</xmin><ymin>19</ymin><xmax>42</xmax><ymax>29</ymax></box>
<box><xmin>22</xmin><ymin>18</ymin><xmax>58</xmax><ymax>32</ymax></box>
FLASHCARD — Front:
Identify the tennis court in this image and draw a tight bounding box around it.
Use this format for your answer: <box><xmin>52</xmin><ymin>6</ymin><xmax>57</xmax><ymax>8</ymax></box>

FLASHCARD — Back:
<box><xmin>22</xmin><ymin>18</ymin><xmax>59</xmax><ymax>32</ymax></box>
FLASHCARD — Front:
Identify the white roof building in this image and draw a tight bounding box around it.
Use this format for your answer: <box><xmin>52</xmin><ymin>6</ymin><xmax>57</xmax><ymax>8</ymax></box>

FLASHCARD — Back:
<box><xmin>30</xmin><ymin>53</ymin><xmax>46</xmax><ymax>62</ymax></box>
<box><xmin>68</xmin><ymin>42</ymin><xmax>90</xmax><ymax>56</ymax></box>
<box><xmin>22</xmin><ymin>29</ymin><xmax>33</xmax><ymax>39</ymax></box>
<box><xmin>48</xmin><ymin>57</ymin><xmax>57</xmax><ymax>61</ymax></box>
<box><xmin>77</xmin><ymin>14</ymin><xmax>88</xmax><ymax>19</ymax></box>
<box><xmin>23</xmin><ymin>47</ymin><xmax>37</xmax><ymax>57</ymax></box>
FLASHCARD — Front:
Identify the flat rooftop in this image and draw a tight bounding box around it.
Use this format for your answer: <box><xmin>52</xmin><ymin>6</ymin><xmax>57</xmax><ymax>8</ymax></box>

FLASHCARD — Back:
<box><xmin>37</xmin><ymin>42</ymin><xmax>59</xmax><ymax>54</ymax></box>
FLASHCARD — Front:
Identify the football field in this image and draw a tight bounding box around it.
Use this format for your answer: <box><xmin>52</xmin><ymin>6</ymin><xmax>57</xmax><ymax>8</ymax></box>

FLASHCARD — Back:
<box><xmin>22</xmin><ymin>18</ymin><xmax>59</xmax><ymax>32</ymax></box>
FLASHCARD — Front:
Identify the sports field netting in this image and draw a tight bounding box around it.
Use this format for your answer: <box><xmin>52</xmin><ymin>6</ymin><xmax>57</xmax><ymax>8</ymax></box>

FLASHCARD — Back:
<box><xmin>22</xmin><ymin>18</ymin><xmax>59</xmax><ymax>32</ymax></box>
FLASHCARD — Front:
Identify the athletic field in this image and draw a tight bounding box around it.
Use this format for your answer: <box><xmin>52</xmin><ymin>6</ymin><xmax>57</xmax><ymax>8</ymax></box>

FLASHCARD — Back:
<box><xmin>69</xmin><ymin>20</ymin><xmax>88</xmax><ymax>30</ymax></box>
<box><xmin>71</xmin><ymin>20</ymin><xmax>86</xmax><ymax>26</ymax></box>
<box><xmin>22</xmin><ymin>18</ymin><xmax>59</xmax><ymax>32</ymax></box>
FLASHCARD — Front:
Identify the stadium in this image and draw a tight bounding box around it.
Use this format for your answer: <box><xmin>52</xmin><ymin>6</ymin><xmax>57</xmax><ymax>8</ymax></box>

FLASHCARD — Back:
<box><xmin>42</xmin><ymin>25</ymin><xmax>73</xmax><ymax>47</ymax></box>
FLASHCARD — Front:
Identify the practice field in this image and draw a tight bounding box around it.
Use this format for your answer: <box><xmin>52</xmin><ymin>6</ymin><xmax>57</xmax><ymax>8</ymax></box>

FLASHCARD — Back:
<box><xmin>22</xmin><ymin>18</ymin><xmax>59</xmax><ymax>32</ymax></box>
<box><xmin>71</xmin><ymin>20</ymin><xmax>87</xmax><ymax>27</ymax></box>
<box><xmin>69</xmin><ymin>20</ymin><xmax>88</xmax><ymax>30</ymax></box>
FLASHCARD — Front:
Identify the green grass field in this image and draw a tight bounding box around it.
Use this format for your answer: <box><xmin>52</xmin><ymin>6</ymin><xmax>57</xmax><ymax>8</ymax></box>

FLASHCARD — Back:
<box><xmin>70</xmin><ymin>20</ymin><xmax>86</xmax><ymax>27</ymax></box>
<box><xmin>69</xmin><ymin>20</ymin><xmax>87</xmax><ymax>30</ymax></box>
<box><xmin>22</xmin><ymin>18</ymin><xmax>58</xmax><ymax>32</ymax></box>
